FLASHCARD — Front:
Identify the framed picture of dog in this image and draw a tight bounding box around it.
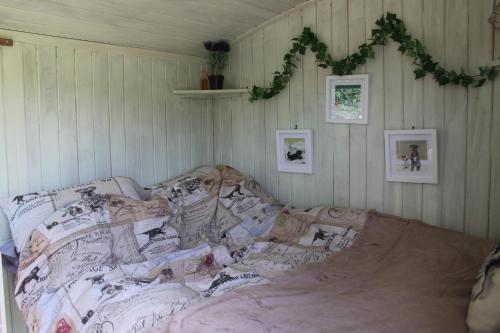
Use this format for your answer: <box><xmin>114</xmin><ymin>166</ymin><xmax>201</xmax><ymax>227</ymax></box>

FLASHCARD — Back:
<box><xmin>384</xmin><ymin>129</ymin><xmax>438</xmax><ymax>184</ymax></box>
<box><xmin>276</xmin><ymin>129</ymin><xmax>313</xmax><ymax>174</ymax></box>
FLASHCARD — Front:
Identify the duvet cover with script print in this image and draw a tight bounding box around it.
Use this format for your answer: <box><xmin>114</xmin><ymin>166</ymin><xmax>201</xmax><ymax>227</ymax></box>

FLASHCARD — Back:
<box><xmin>13</xmin><ymin>166</ymin><xmax>365</xmax><ymax>333</ymax></box>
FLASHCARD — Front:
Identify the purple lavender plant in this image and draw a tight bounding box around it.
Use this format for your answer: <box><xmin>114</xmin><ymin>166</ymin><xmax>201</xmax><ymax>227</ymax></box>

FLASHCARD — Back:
<box><xmin>204</xmin><ymin>40</ymin><xmax>231</xmax><ymax>76</ymax></box>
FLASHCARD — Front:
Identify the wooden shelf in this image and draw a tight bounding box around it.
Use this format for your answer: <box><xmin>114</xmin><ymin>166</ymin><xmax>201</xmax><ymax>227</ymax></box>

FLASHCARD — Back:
<box><xmin>173</xmin><ymin>88</ymin><xmax>249</xmax><ymax>98</ymax></box>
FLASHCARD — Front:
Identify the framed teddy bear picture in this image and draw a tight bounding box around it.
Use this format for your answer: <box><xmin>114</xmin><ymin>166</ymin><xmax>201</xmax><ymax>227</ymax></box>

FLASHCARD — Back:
<box><xmin>384</xmin><ymin>129</ymin><xmax>438</xmax><ymax>184</ymax></box>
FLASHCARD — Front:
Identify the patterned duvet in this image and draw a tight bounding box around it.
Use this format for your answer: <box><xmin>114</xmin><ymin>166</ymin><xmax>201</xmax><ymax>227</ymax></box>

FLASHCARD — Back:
<box><xmin>14</xmin><ymin>166</ymin><xmax>366</xmax><ymax>333</ymax></box>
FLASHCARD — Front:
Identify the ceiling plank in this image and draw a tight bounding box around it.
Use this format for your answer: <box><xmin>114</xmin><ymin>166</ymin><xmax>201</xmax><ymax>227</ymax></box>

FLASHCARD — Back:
<box><xmin>0</xmin><ymin>0</ymin><xmax>235</xmax><ymax>41</ymax></box>
<box><xmin>46</xmin><ymin>0</ymin><xmax>252</xmax><ymax>36</ymax></box>
<box><xmin>0</xmin><ymin>8</ymin><xmax>201</xmax><ymax>55</ymax></box>
<box><xmin>0</xmin><ymin>0</ymin><xmax>310</xmax><ymax>56</ymax></box>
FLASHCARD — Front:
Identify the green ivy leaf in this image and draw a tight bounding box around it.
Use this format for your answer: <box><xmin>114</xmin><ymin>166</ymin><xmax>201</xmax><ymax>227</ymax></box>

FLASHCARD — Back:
<box><xmin>414</xmin><ymin>68</ymin><xmax>426</xmax><ymax>79</ymax></box>
<box><xmin>472</xmin><ymin>78</ymin><xmax>487</xmax><ymax>87</ymax></box>
<box><xmin>488</xmin><ymin>68</ymin><xmax>498</xmax><ymax>81</ymax></box>
<box><xmin>248</xmin><ymin>12</ymin><xmax>497</xmax><ymax>102</ymax></box>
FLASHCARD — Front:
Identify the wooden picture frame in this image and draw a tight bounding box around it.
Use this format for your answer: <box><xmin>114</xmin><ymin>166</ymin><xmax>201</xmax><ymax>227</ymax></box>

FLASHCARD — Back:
<box><xmin>276</xmin><ymin>129</ymin><xmax>313</xmax><ymax>174</ymax></box>
<box><xmin>384</xmin><ymin>129</ymin><xmax>438</xmax><ymax>184</ymax></box>
<box><xmin>325</xmin><ymin>74</ymin><xmax>369</xmax><ymax>124</ymax></box>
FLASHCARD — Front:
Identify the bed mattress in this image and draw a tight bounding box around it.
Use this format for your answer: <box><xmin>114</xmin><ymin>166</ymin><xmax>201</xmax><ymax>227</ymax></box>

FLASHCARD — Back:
<box><xmin>161</xmin><ymin>211</ymin><xmax>494</xmax><ymax>333</ymax></box>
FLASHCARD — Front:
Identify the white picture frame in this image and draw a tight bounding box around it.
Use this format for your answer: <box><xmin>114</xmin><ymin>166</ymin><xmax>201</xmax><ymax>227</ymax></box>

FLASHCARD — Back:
<box><xmin>325</xmin><ymin>74</ymin><xmax>369</xmax><ymax>124</ymax></box>
<box><xmin>276</xmin><ymin>129</ymin><xmax>313</xmax><ymax>174</ymax></box>
<box><xmin>384</xmin><ymin>129</ymin><xmax>438</xmax><ymax>184</ymax></box>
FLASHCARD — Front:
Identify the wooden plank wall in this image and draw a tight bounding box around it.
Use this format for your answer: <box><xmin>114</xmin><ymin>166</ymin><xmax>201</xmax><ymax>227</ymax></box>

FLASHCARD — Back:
<box><xmin>0</xmin><ymin>32</ymin><xmax>213</xmax><ymax>197</ymax></box>
<box><xmin>221</xmin><ymin>0</ymin><xmax>500</xmax><ymax>240</ymax></box>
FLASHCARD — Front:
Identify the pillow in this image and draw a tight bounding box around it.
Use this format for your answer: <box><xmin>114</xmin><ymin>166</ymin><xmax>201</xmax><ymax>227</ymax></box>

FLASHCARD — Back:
<box><xmin>0</xmin><ymin>177</ymin><xmax>149</xmax><ymax>254</ymax></box>
<box><xmin>0</xmin><ymin>210</ymin><xmax>10</xmax><ymax>247</ymax></box>
<box><xmin>268</xmin><ymin>206</ymin><xmax>367</xmax><ymax>245</ymax></box>
<box><xmin>0</xmin><ymin>210</ymin><xmax>18</xmax><ymax>271</ymax></box>
<box><xmin>467</xmin><ymin>245</ymin><xmax>500</xmax><ymax>333</ymax></box>
<box><xmin>150</xmin><ymin>165</ymin><xmax>284</xmax><ymax>249</ymax></box>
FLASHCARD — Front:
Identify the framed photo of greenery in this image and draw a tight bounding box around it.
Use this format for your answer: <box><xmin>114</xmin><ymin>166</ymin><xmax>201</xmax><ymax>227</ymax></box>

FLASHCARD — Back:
<box><xmin>326</xmin><ymin>74</ymin><xmax>369</xmax><ymax>124</ymax></box>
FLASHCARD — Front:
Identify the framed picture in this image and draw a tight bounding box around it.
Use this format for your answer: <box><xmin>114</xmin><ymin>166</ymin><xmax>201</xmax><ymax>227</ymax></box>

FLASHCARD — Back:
<box><xmin>276</xmin><ymin>129</ymin><xmax>313</xmax><ymax>174</ymax></box>
<box><xmin>326</xmin><ymin>74</ymin><xmax>369</xmax><ymax>124</ymax></box>
<box><xmin>384</xmin><ymin>129</ymin><xmax>438</xmax><ymax>184</ymax></box>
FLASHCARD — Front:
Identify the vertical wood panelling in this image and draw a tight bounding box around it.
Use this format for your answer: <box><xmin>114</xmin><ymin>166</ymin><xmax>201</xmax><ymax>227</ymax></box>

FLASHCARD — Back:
<box><xmin>201</xmin><ymin>91</ymin><xmax>214</xmax><ymax>167</ymax></box>
<box><xmin>490</xmin><ymin>0</ymin><xmax>500</xmax><ymax>239</ymax></box>
<box><xmin>92</xmin><ymin>51</ymin><xmax>111</xmax><ymax>179</ymax></box>
<box><xmin>3</xmin><ymin>44</ymin><xmax>29</xmax><ymax>195</ymax></box>
<box><xmin>75</xmin><ymin>49</ymin><xmax>96</xmax><ymax>183</ymax></box>
<box><xmin>57</xmin><ymin>47</ymin><xmax>78</xmax><ymax>188</ymax></box>
<box><xmin>218</xmin><ymin>0</ymin><xmax>500</xmax><ymax>240</ymax></box>
<box><xmin>109</xmin><ymin>52</ymin><xmax>127</xmax><ymax>177</ymax></box>
<box><xmin>229</xmin><ymin>43</ymin><xmax>243</xmax><ymax>172</ymax></box>
<box><xmin>138</xmin><ymin>57</ymin><xmax>154</xmax><ymax>185</ymax></box>
<box><xmin>302</xmin><ymin>4</ymin><xmax>318</xmax><ymax>208</ymax></box>
<box><xmin>422</xmin><ymin>0</ymin><xmax>445</xmax><ymax>226</ymax></box>
<box><xmin>0</xmin><ymin>37</ymin><xmax>209</xmax><ymax>201</ymax></box>
<box><xmin>165</xmin><ymin>60</ymin><xmax>180</xmax><ymax>178</ymax></box>
<box><xmin>441</xmin><ymin>0</ymin><xmax>468</xmax><ymax>232</ymax></box>
<box><xmin>464</xmin><ymin>0</ymin><xmax>494</xmax><ymax>237</ymax></box>
<box><xmin>277</xmin><ymin>17</ymin><xmax>292</xmax><ymax>204</ymax></box>
<box><xmin>365</xmin><ymin>0</ymin><xmax>385</xmax><ymax>212</ymax></box>
<box><xmin>348</xmin><ymin>0</ymin><xmax>367</xmax><ymax>210</ymax></box>
<box><xmin>189</xmin><ymin>64</ymin><xmax>203</xmax><ymax>169</ymax></box>
<box><xmin>177</xmin><ymin>63</ymin><xmax>192</xmax><ymax>171</ymax></box>
<box><xmin>331</xmin><ymin>0</ymin><xmax>350</xmax><ymax>207</ymax></box>
<box><xmin>0</xmin><ymin>49</ymin><xmax>7</xmax><ymax>198</ymax></box>
<box><xmin>382</xmin><ymin>0</ymin><xmax>404</xmax><ymax>216</ymax></box>
<box><xmin>240</xmin><ymin>36</ymin><xmax>253</xmax><ymax>177</ymax></box>
<box><xmin>22</xmin><ymin>44</ymin><xmax>43</xmax><ymax>192</ymax></box>
<box><xmin>213</xmin><ymin>98</ymin><xmax>222</xmax><ymax>164</ymax></box>
<box><xmin>214</xmin><ymin>96</ymin><xmax>232</xmax><ymax>166</ymax></box>
<box><xmin>401</xmin><ymin>0</ymin><xmax>423</xmax><ymax>219</ymax></box>
<box><xmin>252</xmin><ymin>29</ymin><xmax>266</xmax><ymax>186</ymax></box>
<box><xmin>313</xmin><ymin>0</ymin><xmax>334</xmax><ymax>206</ymax></box>
<box><xmin>152</xmin><ymin>58</ymin><xmax>167</xmax><ymax>182</ymax></box>
<box><xmin>38</xmin><ymin>45</ymin><xmax>61</xmax><ymax>190</ymax></box>
<box><xmin>264</xmin><ymin>21</ymin><xmax>279</xmax><ymax>195</ymax></box>
<box><xmin>220</xmin><ymin>98</ymin><xmax>233</xmax><ymax>165</ymax></box>
<box><xmin>124</xmin><ymin>55</ymin><xmax>141</xmax><ymax>183</ymax></box>
<box><xmin>289</xmin><ymin>11</ymin><xmax>306</xmax><ymax>207</ymax></box>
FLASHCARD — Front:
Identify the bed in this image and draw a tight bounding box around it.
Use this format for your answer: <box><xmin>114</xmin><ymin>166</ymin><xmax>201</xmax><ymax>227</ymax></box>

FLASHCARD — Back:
<box><xmin>0</xmin><ymin>166</ymin><xmax>495</xmax><ymax>333</ymax></box>
<box><xmin>162</xmin><ymin>211</ymin><xmax>493</xmax><ymax>333</ymax></box>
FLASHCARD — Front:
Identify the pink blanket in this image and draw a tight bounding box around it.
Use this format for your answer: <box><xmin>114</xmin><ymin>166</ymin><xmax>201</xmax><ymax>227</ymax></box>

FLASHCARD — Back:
<box><xmin>158</xmin><ymin>211</ymin><xmax>494</xmax><ymax>333</ymax></box>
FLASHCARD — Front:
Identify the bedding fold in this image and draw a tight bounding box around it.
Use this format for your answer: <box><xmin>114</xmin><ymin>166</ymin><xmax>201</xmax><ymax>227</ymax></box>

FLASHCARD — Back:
<box><xmin>159</xmin><ymin>211</ymin><xmax>494</xmax><ymax>333</ymax></box>
<box><xmin>14</xmin><ymin>166</ymin><xmax>366</xmax><ymax>333</ymax></box>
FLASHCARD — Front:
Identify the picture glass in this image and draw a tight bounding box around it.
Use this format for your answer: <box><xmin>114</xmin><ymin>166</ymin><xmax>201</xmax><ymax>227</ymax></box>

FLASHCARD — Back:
<box><xmin>389</xmin><ymin>135</ymin><xmax>434</xmax><ymax>178</ymax></box>
<box><xmin>326</xmin><ymin>75</ymin><xmax>368</xmax><ymax>124</ymax></box>
<box><xmin>276</xmin><ymin>130</ymin><xmax>313</xmax><ymax>174</ymax></box>
<box><xmin>284</xmin><ymin>137</ymin><xmax>307</xmax><ymax>165</ymax></box>
<box><xmin>332</xmin><ymin>84</ymin><xmax>362</xmax><ymax>120</ymax></box>
<box><xmin>395</xmin><ymin>140</ymin><xmax>429</xmax><ymax>175</ymax></box>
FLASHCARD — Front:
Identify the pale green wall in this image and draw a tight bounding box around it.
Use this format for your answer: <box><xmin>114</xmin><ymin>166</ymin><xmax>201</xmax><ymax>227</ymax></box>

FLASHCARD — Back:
<box><xmin>217</xmin><ymin>0</ymin><xmax>500</xmax><ymax>240</ymax></box>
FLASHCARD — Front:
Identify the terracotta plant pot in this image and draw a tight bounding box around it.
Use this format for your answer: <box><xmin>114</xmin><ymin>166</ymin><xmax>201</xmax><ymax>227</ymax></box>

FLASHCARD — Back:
<box><xmin>208</xmin><ymin>75</ymin><xmax>224</xmax><ymax>89</ymax></box>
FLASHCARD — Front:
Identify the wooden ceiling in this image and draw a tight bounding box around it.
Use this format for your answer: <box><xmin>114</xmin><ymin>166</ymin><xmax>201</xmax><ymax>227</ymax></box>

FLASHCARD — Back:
<box><xmin>0</xmin><ymin>0</ymin><xmax>309</xmax><ymax>56</ymax></box>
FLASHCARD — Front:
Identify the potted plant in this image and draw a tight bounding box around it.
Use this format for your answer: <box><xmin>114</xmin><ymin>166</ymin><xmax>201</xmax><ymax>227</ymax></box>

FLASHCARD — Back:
<box><xmin>203</xmin><ymin>40</ymin><xmax>230</xmax><ymax>89</ymax></box>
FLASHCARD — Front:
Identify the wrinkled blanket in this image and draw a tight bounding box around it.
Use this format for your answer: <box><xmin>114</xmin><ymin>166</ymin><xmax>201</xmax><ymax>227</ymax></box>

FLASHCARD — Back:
<box><xmin>15</xmin><ymin>166</ymin><xmax>366</xmax><ymax>333</ymax></box>
<box><xmin>159</xmin><ymin>211</ymin><xmax>495</xmax><ymax>333</ymax></box>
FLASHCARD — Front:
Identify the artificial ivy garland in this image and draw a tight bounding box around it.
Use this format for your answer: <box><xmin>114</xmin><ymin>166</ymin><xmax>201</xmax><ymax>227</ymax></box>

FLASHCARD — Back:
<box><xmin>249</xmin><ymin>12</ymin><xmax>499</xmax><ymax>102</ymax></box>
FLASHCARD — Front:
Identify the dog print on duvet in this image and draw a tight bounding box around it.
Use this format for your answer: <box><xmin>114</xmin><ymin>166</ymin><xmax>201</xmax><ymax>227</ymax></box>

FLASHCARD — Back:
<box><xmin>13</xmin><ymin>166</ymin><xmax>367</xmax><ymax>333</ymax></box>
